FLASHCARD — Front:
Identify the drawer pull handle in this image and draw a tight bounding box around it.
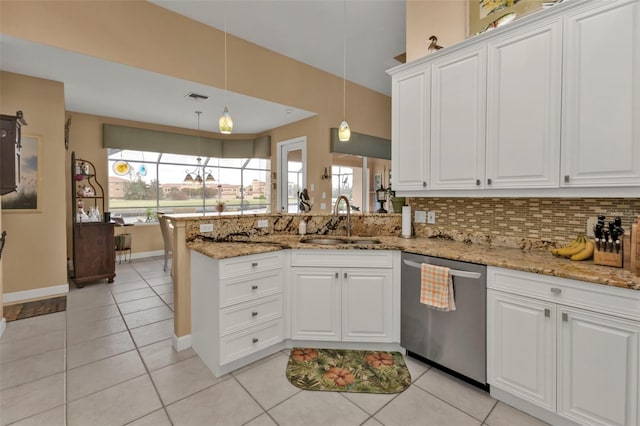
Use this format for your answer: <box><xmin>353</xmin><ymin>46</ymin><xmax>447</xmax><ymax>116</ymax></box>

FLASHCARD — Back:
<box><xmin>476</xmin><ymin>179</ymin><xmax>481</xmax><ymax>186</ymax></box>
<box><xmin>344</xmin><ymin>272</ymin><xmax>347</xmax><ymax>279</ymax></box>
<box><xmin>251</xmin><ymin>262</ymin><xmax>258</xmax><ymax>267</ymax></box>
<box><xmin>487</xmin><ymin>178</ymin><xmax>492</xmax><ymax>185</ymax></box>
<box><xmin>252</xmin><ymin>337</ymin><xmax>259</xmax><ymax>344</ymax></box>
<box><xmin>423</xmin><ymin>181</ymin><xmax>427</xmax><ymax>187</ymax></box>
<box><xmin>251</xmin><ymin>285</ymin><xmax>258</xmax><ymax>290</ymax></box>
<box><xmin>251</xmin><ymin>311</ymin><xmax>258</xmax><ymax>317</ymax></box>
<box><xmin>562</xmin><ymin>313</ymin><xmax>568</xmax><ymax>322</ymax></box>
<box><xmin>550</xmin><ymin>287</ymin><xmax>562</xmax><ymax>295</ymax></box>
<box><xmin>564</xmin><ymin>175</ymin><xmax>570</xmax><ymax>183</ymax></box>
<box><xmin>335</xmin><ymin>272</ymin><xmax>339</xmax><ymax>279</ymax></box>
<box><xmin>544</xmin><ymin>308</ymin><xmax>550</xmax><ymax>318</ymax></box>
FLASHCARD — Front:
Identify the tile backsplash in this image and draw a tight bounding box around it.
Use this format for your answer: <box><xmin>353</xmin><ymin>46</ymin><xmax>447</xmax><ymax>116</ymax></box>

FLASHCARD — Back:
<box><xmin>409</xmin><ymin>198</ymin><xmax>640</xmax><ymax>246</ymax></box>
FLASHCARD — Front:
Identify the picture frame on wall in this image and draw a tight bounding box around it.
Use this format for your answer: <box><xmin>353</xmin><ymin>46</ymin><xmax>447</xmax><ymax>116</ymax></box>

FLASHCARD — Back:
<box><xmin>2</xmin><ymin>135</ymin><xmax>41</xmax><ymax>212</ymax></box>
<box><xmin>468</xmin><ymin>0</ymin><xmax>546</xmax><ymax>36</ymax></box>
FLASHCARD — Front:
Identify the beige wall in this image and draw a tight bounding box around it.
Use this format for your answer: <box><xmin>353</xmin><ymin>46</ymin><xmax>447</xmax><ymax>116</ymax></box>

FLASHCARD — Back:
<box><xmin>406</xmin><ymin>0</ymin><xmax>468</xmax><ymax>62</ymax></box>
<box><xmin>0</xmin><ymin>71</ymin><xmax>68</xmax><ymax>295</ymax></box>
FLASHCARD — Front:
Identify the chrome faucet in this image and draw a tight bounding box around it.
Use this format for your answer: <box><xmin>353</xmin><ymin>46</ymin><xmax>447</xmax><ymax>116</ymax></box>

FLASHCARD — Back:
<box><xmin>333</xmin><ymin>195</ymin><xmax>351</xmax><ymax>237</ymax></box>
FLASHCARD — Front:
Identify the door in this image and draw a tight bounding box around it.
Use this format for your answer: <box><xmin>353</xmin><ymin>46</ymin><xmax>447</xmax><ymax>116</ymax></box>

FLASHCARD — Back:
<box><xmin>341</xmin><ymin>268</ymin><xmax>392</xmax><ymax>342</ymax></box>
<box><xmin>486</xmin><ymin>20</ymin><xmax>562</xmax><ymax>189</ymax></box>
<box><xmin>277</xmin><ymin>137</ymin><xmax>306</xmax><ymax>212</ymax></box>
<box><xmin>487</xmin><ymin>290</ymin><xmax>556</xmax><ymax>411</ymax></box>
<box><xmin>557</xmin><ymin>307</ymin><xmax>639</xmax><ymax>426</ymax></box>
<box><xmin>391</xmin><ymin>67</ymin><xmax>430</xmax><ymax>191</ymax></box>
<box><xmin>561</xmin><ymin>0</ymin><xmax>640</xmax><ymax>187</ymax></box>
<box><xmin>290</xmin><ymin>268</ymin><xmax>340</xmax><ymax>340</ymax></box>
<box><xmin>430</xmin><ymin>45</ymin><xmax>487</xmax><ymax>190</ymax></box>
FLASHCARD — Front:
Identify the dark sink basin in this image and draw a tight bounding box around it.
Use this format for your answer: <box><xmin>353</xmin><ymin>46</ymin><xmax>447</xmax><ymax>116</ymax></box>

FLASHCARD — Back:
<box><xmin>299</xmin><ymin>237</ymin><xmax>382</xmax><ymax>245</ymax></box>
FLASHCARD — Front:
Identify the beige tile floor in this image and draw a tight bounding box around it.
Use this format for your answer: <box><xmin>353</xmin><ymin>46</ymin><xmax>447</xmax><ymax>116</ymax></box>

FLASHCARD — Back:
<box><xmin>0</xmin><ymin>257</ymin><xmax>549</xmax><ymax>426</ymax></box>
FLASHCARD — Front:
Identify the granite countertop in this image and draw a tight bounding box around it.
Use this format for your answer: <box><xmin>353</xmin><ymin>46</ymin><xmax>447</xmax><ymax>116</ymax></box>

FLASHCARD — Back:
<box><xmin>187</xmin><ymin>235</ymin><xmax>640</xmax><ymax>291</ymax></box>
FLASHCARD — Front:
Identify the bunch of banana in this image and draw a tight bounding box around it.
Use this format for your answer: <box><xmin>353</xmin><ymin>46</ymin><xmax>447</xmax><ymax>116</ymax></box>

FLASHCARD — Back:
<box><xmin>552</xmin><ymin>235</ymin><xmax>595</xmax><ymax>261</ymax></box>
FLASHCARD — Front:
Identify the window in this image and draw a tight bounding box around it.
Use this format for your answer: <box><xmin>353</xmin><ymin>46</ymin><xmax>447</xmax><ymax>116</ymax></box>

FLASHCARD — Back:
<box><xmin>108</xmin><ymin>149</ymin><xmax>270</xmax><ymax>224</ymax></box>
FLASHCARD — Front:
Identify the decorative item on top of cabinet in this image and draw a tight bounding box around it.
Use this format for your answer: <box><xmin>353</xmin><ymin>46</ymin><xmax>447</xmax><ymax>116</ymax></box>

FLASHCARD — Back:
<box><xmin>0</xmin><ymin>111</ymin><xmax>27</xmax><ymax>196</ymax></box>
<box><xmin>71</xmin><ymin>151</ymin><xmax>115</xmax><ymax>287</ymax></box>
<box><xmin>427</xmin><ymin>35</ymin><xmax>443</xmax><ymax>52</ymax></box>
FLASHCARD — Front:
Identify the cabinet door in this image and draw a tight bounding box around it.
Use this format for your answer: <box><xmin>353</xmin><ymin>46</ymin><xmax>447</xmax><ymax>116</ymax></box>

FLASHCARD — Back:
<box><xmin>341</xmin><ymin>268</ymin><xmax>392</xmax><ymax>342</ymax></box>
<box><xmin>73</xmin><ymin>223</ymin><xmax>116</xmax><ymax>284</ymax></box>
<box><xmin>561</xmin><ymin>0</ymin><xmax>640</xmax><ymax>187</ymax></box>
<box><xmin>290</xmin><ymin>268</ymin><xmax>340</xmax><ymax>341</ymax></box>
<box><xmin>430</xmin><ymin>45</ymin><xmax>487</xmax><ymax>190</ymax></box>
<box><xmin>486</xmin><ymin>21</ymin><xmax>562</xmax><ymax>189</ymax></box>
<box><xmin>487</xmin><ymin>291</ymin><xmax>556</xmax><ymax>411</ymax></box>
<box><xmin>558</xmin><ymin>307</ymin><xmax>639</xmax><ymax>426</ymax></box>
<box><xmin>391</xmin><ymin>67</ymin><xmax>430</xmax><ymax>191</ymax></box>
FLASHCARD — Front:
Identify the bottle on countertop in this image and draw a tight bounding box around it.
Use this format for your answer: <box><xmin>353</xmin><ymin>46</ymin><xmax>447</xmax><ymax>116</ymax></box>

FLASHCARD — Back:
<box><xmin>298</xmin><ymin>218</ymin><xmax>307</xmax><ymax>235</ymax></box>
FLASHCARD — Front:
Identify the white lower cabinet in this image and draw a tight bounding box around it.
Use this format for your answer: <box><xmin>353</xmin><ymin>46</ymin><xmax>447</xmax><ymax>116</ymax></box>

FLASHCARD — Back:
<box><xmin>290</xmin><ymin>250</ymin><xmax>398</xmax><ymax>344</ymax></box>
<box><xmin>488</xmin><ymin>267</ymin><xmax>640</xmax><ymax>426</ymax></box>
<box><xmin>191</xmin><ymin>250</ymin><xmax>285</xmax><ymax>376</ymax></box>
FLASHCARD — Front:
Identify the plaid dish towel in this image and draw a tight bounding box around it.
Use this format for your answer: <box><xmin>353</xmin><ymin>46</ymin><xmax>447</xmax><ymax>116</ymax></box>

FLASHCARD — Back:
<box><xmin>420</xmin><ymin>263</ymin><xmax>456</xmax><ymax>311</ymax></box>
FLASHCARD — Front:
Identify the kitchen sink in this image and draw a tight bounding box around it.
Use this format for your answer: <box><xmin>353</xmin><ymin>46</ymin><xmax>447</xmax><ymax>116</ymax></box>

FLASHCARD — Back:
<box><xmin>299</xmin><ymin>237</ymin><xmax>381</xmax><ymax>245</ymax></box>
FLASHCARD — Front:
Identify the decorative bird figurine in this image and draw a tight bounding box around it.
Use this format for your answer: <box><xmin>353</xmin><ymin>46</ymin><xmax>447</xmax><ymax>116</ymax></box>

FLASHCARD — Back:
<box><xmin>428</xmin><ymin>35</ymin><xmax>443</xmax><ymax>53</ymax></box>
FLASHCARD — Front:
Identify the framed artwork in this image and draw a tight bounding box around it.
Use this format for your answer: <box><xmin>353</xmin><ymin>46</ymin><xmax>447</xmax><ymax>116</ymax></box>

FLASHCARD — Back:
<box><xmin>2</xmin><ymin>135</ymin><xmax>41</xmax><ymax>212</ymax></box>
<box><xmin>468</xmin><ymin>0</ymin><xmax>546</xmax><ymax>36</ymax></box>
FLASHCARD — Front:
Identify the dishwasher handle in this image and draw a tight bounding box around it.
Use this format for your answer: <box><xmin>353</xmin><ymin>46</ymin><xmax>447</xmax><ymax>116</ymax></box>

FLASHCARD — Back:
<box><xmin>403</xmin><ymin>259</ymin><xmax>482</xmax><ymax>279</ymax></box>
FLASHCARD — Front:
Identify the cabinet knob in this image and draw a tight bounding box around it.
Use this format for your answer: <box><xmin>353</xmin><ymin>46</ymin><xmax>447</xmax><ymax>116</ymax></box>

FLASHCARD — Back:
<box><xmin>251</xmin><ymin>311</ymin><xmax>258</xmax><ymax>317</ymax></box>
<box><xmin>344</xmin><ymin>272</ymin><xmax>347</xmax><ymax>279</ymax></box>
<box><xmin>564</xmin><ymin>175</ymin><xmax>570</xmax><ymax>183</ymax></box>
<box><xmin>251</xmin><ymin>262</ymin><xmax>258</xmax><ymax>267</ymax></box>
<box><xmin>544</xmin><ymin>308</ymin><xmax>550</xmax><ymax>318</ymax></box>
<box><xmin>252</xmin><ymin>337</ymin><xmax>259</xmax><ymax>344</ymax></box>
<box><xmin>335</xmin><ymin>272</ymin><xmax>339</xmax><ymax>279</ymax></box>
<box><xmin>550</xmin><ymin>287</ymin><xmax>562</xmax><ymax>295</ymax></box>
<box><xmin>251</xmin><ymin>285</ymin><xmax>258</xmax><ymax>290</ymax></box>
<box><xmin>487</xmin><ymin>178</ymin><xmax>492</xmax><ymax>185</ymax></box>
<box><xmin>562</xmin><ymin>312</ymin><xmax>568</xmax><ymax>322</ymax></box>
<box><xmin>476</xmin><ymin>179</ymin><xmax>481</xmax><ymax>186</ymax></box>
<box><xmin>422</xmin><ymin>181</ymin><xmax>427</xmax><ymax>187</ymax></box>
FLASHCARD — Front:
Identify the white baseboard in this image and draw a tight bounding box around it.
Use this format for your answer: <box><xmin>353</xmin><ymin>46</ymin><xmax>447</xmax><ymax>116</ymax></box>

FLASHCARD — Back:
<box><xmin>0</xmin><ymin>318</ymin><xmax>6</xmax><ymax>339</ymax></box>
<box><xmin>130</xmin><ymin>250</ymin><xmax>164</xmax><ymax>260</ymax></box>
<box><xmin>172</xmin><ymin>333</ymin><xmax>192</xmax><ymax>352</ymax></box>
<box><xmin>3</xmin><ymin>283</ymin><xmax>69</xmax><ymax>304</ymax></box>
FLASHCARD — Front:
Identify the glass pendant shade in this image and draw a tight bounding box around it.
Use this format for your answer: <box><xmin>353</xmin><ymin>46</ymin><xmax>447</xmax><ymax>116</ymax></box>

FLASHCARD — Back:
<box><xmin>183</xmin><ymin>173</ymin><xmax>194</xmax><ymax>183</ymax></box>
<box><xmin>219</xmin><ymin>107</ymin><xmax>233</xmax><ymax>134</ymax></box>
<box><xmin>338</xmin><ymin>120</ymin><xmax>351</xmax><ymax>142</ymax></box>
<box><xmin>194</xmin><ymin>174</ymin><xmax>203</xmax><ymax>184</ymax></box>
<box><xmin>205</xmin><ymin>173</ymin><xmax>215</xmax><ymax>182</ymax></box>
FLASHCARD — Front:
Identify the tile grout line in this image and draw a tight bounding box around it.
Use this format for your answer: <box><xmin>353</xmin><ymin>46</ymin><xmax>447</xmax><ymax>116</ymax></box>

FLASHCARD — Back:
<box><xmin>412</xmin><ymin>378</ymin><xmax>495</xmax><ymax>423</ymax></box>
<box><xmin>232</xmin><ymin>375</ymin><xmax>282</xmax><ymax>426</ymax></box>
<box><xmin>109</xmin><ymin>273</ymin><xmax>176</xmax><ymax>426</ymax></box>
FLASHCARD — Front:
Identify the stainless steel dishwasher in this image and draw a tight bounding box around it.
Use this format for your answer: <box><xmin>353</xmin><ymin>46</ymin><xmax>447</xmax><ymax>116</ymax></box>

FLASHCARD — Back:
<box><xmin>401</xmin><ymin>252</ymin><xmax>487</xmax><ymax>388</ymax></box>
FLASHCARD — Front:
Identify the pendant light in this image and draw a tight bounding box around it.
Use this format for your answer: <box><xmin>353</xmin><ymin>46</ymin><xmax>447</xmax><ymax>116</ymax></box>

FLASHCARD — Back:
<box><xmin>219</xmin><ymin>15</ymin><xmax>233</xmax><ymax>134</ymax></box>
<box><xmin>184</xmin><ymin>111</ymin><xmax>215</xmax><ymax>184</ymax></box>
<box><xmin>338</xmin><ymin>0</ymin><xmax>351</xmax><ymax>142</ymax></box>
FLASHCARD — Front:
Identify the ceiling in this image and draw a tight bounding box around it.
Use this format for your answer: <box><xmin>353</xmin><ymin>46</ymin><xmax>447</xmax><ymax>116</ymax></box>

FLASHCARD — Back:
<box><xmin>0</xmin><ymin>1</ymin><xmax>406</xmax><ymax>134</ymax></box>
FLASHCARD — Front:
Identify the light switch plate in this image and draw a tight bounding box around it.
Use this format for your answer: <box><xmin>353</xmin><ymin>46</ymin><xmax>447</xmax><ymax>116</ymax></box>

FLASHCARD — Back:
<box><xmin>322</xmin><ymin>192</ymin><xmax>326</xmax><ymax>199</ymax></box>
<box><xmin>200</xmin><ymin>223</ymin><xmax>214</xmax><ymax>232</ymax></box>
<box><xmin>320</xmin><ymin>202</ymin><xmax>327</xmax><ymax>210</ymax></box>
<box><xmin>586</xmin><ymin>217</ymin><xmax>597</xmax><ymax>237</ymax></box>
<box><xmin>427</xmin><ymin>211</ymin><xmax>436</xmax><ymax>224</ymax></box>
<box><xmin>415</xmin><ymin>211</ymin><xmax>426</xmax><ymax>224</ymax></box>
<box><xmin>310</xmin><ymin>183</ymin><xmax>315</xmax><ymax>191</ymax></box>
<box><xmin>257</xmin><ymin>219</ymin><xmax>269</xmax><ymax>228</ymax></box>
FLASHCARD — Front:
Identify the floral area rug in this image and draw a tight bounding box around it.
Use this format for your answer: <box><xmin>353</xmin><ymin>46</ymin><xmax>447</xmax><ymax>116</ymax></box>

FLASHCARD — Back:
<box><xmin>285</xmin><ymin>348</ymin><xmax>411</xmax><ymax>394</ymax></box>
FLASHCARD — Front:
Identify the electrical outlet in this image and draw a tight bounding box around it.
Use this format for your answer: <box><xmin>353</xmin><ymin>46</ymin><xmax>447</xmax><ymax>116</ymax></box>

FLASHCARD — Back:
<box><xmin>415</xmin><ymin>211</ymin><xmax>426</xmax><ymax>224</ymax></box>
<box><xmin>586</xmin><ymin>217</ymin><xmax>597</xmax><ymax>237</ymax></box>
<box><xmin>257</xmin><ymin>219</ymin><xmax>269</xmax><ymax>228</ymax></box>
<box><xmin>310</xmin><ymin>183</ymin><xmax>315</xmax><ymax>191</ymax></box>
<box><xmin>200</xmin><ymin>223</ymin><xmax>214</xmax><ymax>233</ymax></box>
<box><xmin>320</xmin><ymin>202</ymin><xmax>327</xmax><ymax>210</ymax></box>
<box><xmin>427</xmin><ymin>211</ymin><xmax>436</xmax><ymax>224</ymax></box>
<box><xmin>322</xmin><ymin>192</ymin><xmax>326</xmax><ymax>199</ymax></box>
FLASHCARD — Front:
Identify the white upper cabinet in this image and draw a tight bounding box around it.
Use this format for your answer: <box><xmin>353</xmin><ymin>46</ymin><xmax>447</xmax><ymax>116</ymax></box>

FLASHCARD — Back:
<box><xmin>485</xmin><ymin>20</ymin><xmax>562</xmax><ymax>189</ymax></box>
<box><xmin>561</xmin><ymin>0</ymin><xmax>640</xmax><ymax>187</ymax></box>
<box><xmin>391</xmin><ymin>67</ymin><xmax>430</xmax><ymax>191</ymax></box>
<box><xmin>430</xmin><ymin>45</ymin><xmax>487</xmax><ymax>190</ymax></box>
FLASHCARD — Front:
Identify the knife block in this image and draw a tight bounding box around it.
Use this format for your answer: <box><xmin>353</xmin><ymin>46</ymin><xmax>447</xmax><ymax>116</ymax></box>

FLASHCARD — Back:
<box><xmin>593</xmin><ymin>241</ymin><xmax>623</xmax><ymax>268</ymax></box>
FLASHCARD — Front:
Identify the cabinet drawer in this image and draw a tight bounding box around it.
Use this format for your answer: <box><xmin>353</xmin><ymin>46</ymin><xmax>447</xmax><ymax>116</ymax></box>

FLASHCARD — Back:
<box><xmin>219</xmin><ymin>295</ymin><xmax>283</xmax><ymax>336</ymax></box>
<box><xmin>219</xmin><ymin>251</ymin><xmax>282</xmax><ymax>279</ymax></box>
<box><xmin>220</xmin><ymin>319</ymin><xmax>283</xmax><ymax>365</ymax></box>
<box><xmin>488</xmin><ymin>267</ymin><xmax>640</xmax><ymax>321</ymax></box>
<box><xmin>220</xmin><ymin>270</ymin><xmax>283</xmax><ymax>307</ymax></box>
<box><xmin>290</xmin><ymin>249</ymin><xmax>393</xmax><ymax>268</ymax></box>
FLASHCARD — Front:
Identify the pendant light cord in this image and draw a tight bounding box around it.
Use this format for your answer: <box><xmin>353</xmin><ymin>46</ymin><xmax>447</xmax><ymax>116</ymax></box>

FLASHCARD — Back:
<box><xmin>224</xmin><ymin>15</ymin><xmax>228</xmax><ymax>105</ymax></box>
<box><xmin>342</xmin><ymin>0</ymin><xmax>347</xmax><ymax>120</ymax></box>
